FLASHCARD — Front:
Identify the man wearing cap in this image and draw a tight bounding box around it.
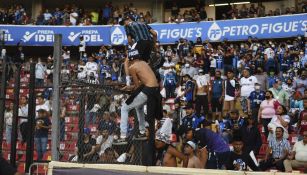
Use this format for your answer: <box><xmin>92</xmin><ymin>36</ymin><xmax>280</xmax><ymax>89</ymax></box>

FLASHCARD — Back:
<box><xmin>239</xmin><ymin>67</ymin><xmax>258</xmax><ymax>114</ymax></box>
<box><xmin>120</xmin><ymin>12</ymin><xmax>157</xmax><ymax>63</ymax></box>
<box><xmin>269</xmin><ymin>79</ymin><xmax>289</xmax><ymax>108</ymax></box>
<box><xmin>184</xmin><ymin>141</ymin><xmax>202</xmax><ymax>168</ymax></box>
<box><xmin>248</xmin><ymin>82</ymin><xmax>265</xmax><ymax>122</ymax></box>
<box><xmin>34</xmin><ymin>109</ymin><xmax>51</xmax><ymax>161</ymax></box>
<box><xmin>179</xmin><ymin>104</ymin><xmax>205</xmax><ymax>132</ymax></box>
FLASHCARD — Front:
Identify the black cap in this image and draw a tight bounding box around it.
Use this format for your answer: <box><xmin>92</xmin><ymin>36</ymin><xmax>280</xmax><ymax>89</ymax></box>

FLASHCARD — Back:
<box><xmin>119</xmin><ymin>13</ymin><xmax>135</xmax><ymax>25</ymax></box>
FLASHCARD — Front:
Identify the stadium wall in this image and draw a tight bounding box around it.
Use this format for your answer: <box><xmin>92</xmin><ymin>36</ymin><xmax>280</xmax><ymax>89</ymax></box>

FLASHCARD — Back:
<box><xmin>47</xmin><ymin>161</ymin><xmax>303</xmax><ymax>175</ymax></box>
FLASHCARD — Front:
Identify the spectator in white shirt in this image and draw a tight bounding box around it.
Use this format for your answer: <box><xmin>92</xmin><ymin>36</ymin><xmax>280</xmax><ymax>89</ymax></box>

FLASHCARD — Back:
<box><xmin>96</xmin><ymin>126</ymin><xmax>113</xmax><ymax>159</ymax></box>
<box><xmin>79</xmin><ymin>36</ymin><xmax>86</xmax><ymax>59</ymax></box>
<box><xmin>35</xmin><ymin>58</ymin><xmax>46</xmax><ymax>87</ymax></box>
<box><xmin>77</xmin><ymin>60</ymin><xmax>87</xmax><ymax>80</ymax></box>
<box><xmin>4</xmin><ymin>103</ymin><xmax>13</xmax><ymax>144</ymax></box>
<box><xmin>19</xmin><ymin>96</ymin><xmax>29</xmax><ymax>143</ymax></box>
<box><xmin>85</xmin><ymin>56</ymin><xmax>98</xmax><ymax>77</ymax></box>
<box><xmin>284</xmin><ymin>131</ymin><xmax>307</xmax><ymax>172</ymax></box>
<box><xmin>264</xmin><ymin>44</ymin><xmax>275</xmax><ymax>60</ymax></box>
<box><xmin>36</xmin><ymin>95</ymin><xmax>50</xmax><ymax>117</ymax></box>
<box><xmin>43</xmin><ymin>9</ymin><xmax>53</xmax><ymax>24</ymax></box>
<box><xmin>180</xmin><ymin>63</ymin><xmax>197</xmax><ymax>78</ymax></box>
<box><xmin>240</xmin><ymin>68</ymin><xmax>258</xmax><ymax>113</ymax></box>
<box><xmin>62</xmin><ymin>47</ymin><xmax>70</xmax><ymax>66</ymax></box>
<box><xmin>70</xmin><ymin>8</ymin><xmax>79</xmax><ymax>25</ymax></box>
<box><xmin>161</xmin><ymin>56</ymin><xmax>175</xmax><ymax>76</ymax></box>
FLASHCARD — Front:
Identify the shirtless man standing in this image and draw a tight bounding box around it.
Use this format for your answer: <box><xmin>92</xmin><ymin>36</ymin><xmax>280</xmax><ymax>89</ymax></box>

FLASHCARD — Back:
<box><xmin>114</xmin><ymin>47</ymin><xmax>161</xmax><ymax>145</ymax></box>
<box><xmin>195</xmin><ymin>70</ymin><xmax>209</xmax><ymax>117</ymax></box>
<box><xmin>184</xmin><ymin>141</ymin><xmax>202</xmax><ymax>168</ymax></box>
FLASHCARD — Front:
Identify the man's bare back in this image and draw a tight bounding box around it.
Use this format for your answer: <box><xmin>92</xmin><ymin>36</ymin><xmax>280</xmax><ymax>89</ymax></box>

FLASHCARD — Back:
<box><xmin>129</xmin><ymin>60</ymin><xmax>159</xmax><ymax>88</ymax></box>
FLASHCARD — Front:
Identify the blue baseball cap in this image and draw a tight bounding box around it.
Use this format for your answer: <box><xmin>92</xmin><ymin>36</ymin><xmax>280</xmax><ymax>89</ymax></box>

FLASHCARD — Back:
<box><xmin>83</xmin><ymin>128</ymin><xmax>91</xmax><ymax>135</ymax></box>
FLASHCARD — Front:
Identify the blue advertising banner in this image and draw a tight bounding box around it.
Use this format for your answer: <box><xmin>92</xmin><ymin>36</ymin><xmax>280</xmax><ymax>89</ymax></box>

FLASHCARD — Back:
<box><xmin>0</xmin><ymin>14</ymin><xmax>306</xmax><ymax>46</ymax></box>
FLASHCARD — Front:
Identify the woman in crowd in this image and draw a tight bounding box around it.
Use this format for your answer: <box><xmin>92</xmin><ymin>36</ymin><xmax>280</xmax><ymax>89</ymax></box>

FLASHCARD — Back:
<box><xmin>5</xmin><ymin>103</ymin><xmax>14</xmax><ymax>144</ymax></box>
<box><xmin>268</xmin><ymin>105</ymin><xmax>290</xmax><ymax>140</ymax></box>
<box><xmin>240</xmin><ymin>116</ymin><xmax>262</xmax><ymax>155</ymax></box>
<box><xmin>258</xmin><ymin>90</ymin><xmax>276</xmax><ymax>138</ymax></box>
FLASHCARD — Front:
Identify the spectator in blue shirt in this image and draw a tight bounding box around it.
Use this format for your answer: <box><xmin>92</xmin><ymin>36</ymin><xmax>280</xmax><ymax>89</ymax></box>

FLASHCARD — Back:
<box><xmin>280</xmin><ymin>55</ymin><xmax>292</xmax><ymax>73</ymax></box>
<box><xmin>183</xmin><ymin>74</ymin><xmax>195</xmax><ymax>104</ymax></box>
<box><xmin>267</xmin><ymin>71</ymin><xmax>278</xmax><ymax>89</ymax></box>
<box><xmin>53</xmin><ymin>8</ymin><xmax>63</xmax><ymax>25</ymax></box>
<box><xmin>222</xmin><ymin>109</ymin><xmax>246</xmax><ymax>144</ymax></box>
<box><xmin>102</xmin><ymin>3</ymin><xmax>111</xmax><ymax>24</ymax></box>
<box><xmin>163</xmin><ymin>71</ymin><xmax>177</xmax><ymax>99</ymax></box>
<box><xmin>98</xmin><ymin>111</ymin><xmax>116</xmax><ymax>135</ymax></box>
<box><xmin>211</xmin><ymin>70</ymin><xmax>224</xmax><ymax>121</ymax></box>
<box><xmin>216</xmin><ymin>54</ymin><xmax>223</xmax><ymax>70</ymax></box>
<box><xmin>179</xmin><ymin>104</ymin><xmax>205</xmax><ymax>132</ymax></box>
<box><xmin>248</xmin><ymin>82</ymin><xmax>265</xmax><ymax>122</ymax></box>
<box><xmin>99</xmin><ymin>59</ymin><xmax>111</xmax><ymax>81</ymax></box>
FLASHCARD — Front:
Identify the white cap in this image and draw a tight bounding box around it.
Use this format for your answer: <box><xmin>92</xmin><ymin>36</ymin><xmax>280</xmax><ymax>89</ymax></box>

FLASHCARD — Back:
<box><xmin>185</xmin><ymin>63</ymin><xmax>190</xmax><ymax>68</ymax></box>
<box><xmin>186</xmin><ymin>141</ymin><xmax>196</xmax><ymax>150</ymax></box>
<box><xmin>116</xmin><ymin>153</ymin><xmax>127</xmax><ymax>163</ymax></box>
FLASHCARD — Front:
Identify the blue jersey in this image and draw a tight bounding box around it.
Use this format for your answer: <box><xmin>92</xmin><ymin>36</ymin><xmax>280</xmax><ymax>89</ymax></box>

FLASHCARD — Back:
<box><xmin>278</xmin><ymin>48</ymin><xmax>286</xmax><ymax>63</ymax></box>
<box><xmin>164</xmin><ymin>72</ymin><xmax>177</xmax><ymax>87</ymax></box>
<box><xmin>280</xmin><ymin>58</ymin><xmax>292</xmax><ymax>72</ymax></box>
<box><xmin>100</xmin><ymin>64</ymin><xmax>111</xmax><ymax>77</ymax></box>
<box><xmin>212</xmin><ymin>79</ymin><xmax>223</xmax><ymax>98</ymax></box>
<box><xmin>248</xmin><ymin>90</ymin><xmax>265</xmax><ymax>108</ymax></box>
<box><xmin>181</xmin><ymin>114</ymin><xmax>205</xmax><ymax>129</ymax></box>
<box><xmin>267</xmin><ymin>76</ymin><xmax>277</xmax><ymax>88</ymax></box>
<box><xmin>232</xmin><ymin>55</ymin><xmax>239</xmax><ymax>70</ymax></box>
<box><xmin>185</xmin><ymin>80</ymin><xmax>195</xmax><ymax>102</ymax></box>
<box><xmin>225</xmin><ymin>118</ymin><xmax>245</xmax><ymax>130</ymax></box>
<box><xmin>216</xmin><ymin>56</ymin><xmax>223</xmax><ymax>70</ymax></box>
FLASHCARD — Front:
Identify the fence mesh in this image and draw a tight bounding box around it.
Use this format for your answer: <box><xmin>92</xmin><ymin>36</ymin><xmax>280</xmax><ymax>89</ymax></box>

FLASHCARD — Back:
<box><xmin>58</xmin><ymin>79</ymin><xmax>147</xmax><ymax>165</ymax></box>
<box><xmin>0</xmin><ymin>56</ymin><xmax>150</xmax><ymax>175</ymax></box>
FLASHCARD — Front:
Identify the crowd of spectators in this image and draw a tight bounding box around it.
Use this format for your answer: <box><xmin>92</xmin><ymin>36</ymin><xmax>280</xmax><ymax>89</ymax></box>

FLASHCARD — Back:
<box><xmin>1</xmin><ymin>1</ymin><xmax>307</xmax><ymax>25</ymax></box>
<box><xmin>0</xmin><ymin>2</ymin><xmax>155</xmax><ymax>25</ymax></box>
<box><xmin>2</xmin><ymin>33</ymin><xmax>306</xmax><ymax>172</ymax></box>
<box><xmin>1</xmin><ymin>1</ymin><xmax>307</xmax><ymax>173</ymax></box>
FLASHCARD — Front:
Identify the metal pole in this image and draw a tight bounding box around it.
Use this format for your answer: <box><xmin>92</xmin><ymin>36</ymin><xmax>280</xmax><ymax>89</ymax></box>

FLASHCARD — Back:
<box><xmin>148</xmin><ymin>116</ymin><xmax>155</xmax><ymax>166</ymax></box>
<box><xmin>10</xmin><ymin>64</ymin><xmax>21</xmax><ymax>167</ymax></box>
<box><xmin>77</xmin><ymin>93</ymin><xmax>85</xmax><ymax>162</ymax></box>
<box><xmin>51</xmin><ymin>34</ymin><xmax>62</xmax><ymax>161</ymax></box>
<box><xmin>25</xmin><ymin>63</ymin><xmax>36</xmax><ymax>173</ymax></box>
<box><xmin>0</xmin><ymin>60</ymin><xmax>7</xmax><ymax>154</ymax></box>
